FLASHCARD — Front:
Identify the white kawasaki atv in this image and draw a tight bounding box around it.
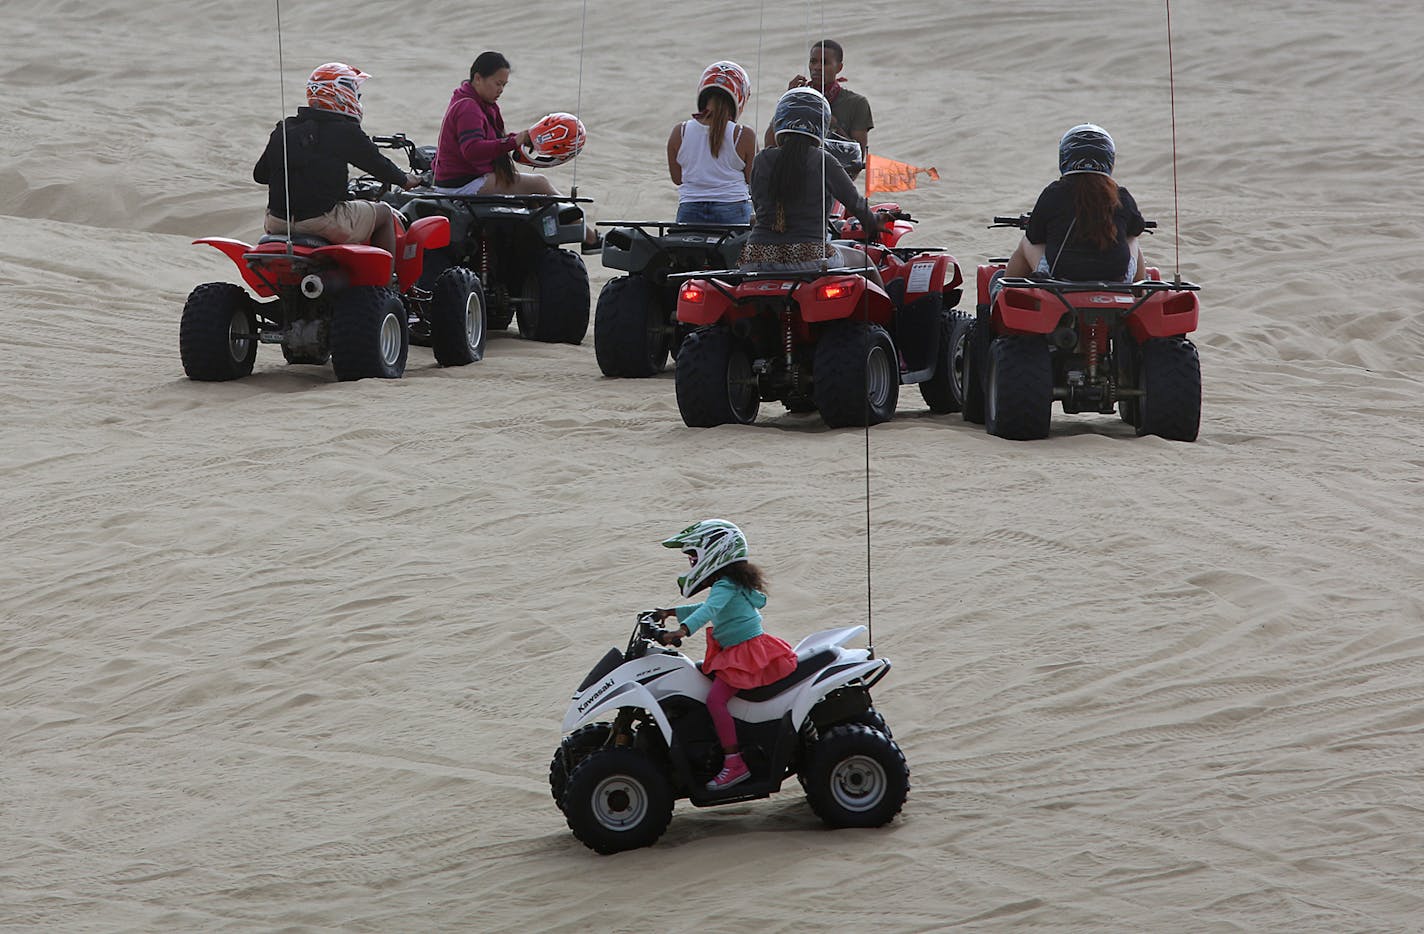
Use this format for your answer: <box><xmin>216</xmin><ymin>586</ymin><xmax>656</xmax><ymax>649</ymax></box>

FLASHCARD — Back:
<box><xmin>550</xmin><ymin>613</ymin><xmax>909</xmax><ymax>854</ymax></box>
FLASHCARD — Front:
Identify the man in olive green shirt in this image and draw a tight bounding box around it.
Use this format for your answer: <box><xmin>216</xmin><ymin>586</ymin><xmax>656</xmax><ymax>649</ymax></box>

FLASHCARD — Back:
<box><xmin>765</xmin><ymin>39</ymin><xmax>874</xmax><ymax>173</ymax></box>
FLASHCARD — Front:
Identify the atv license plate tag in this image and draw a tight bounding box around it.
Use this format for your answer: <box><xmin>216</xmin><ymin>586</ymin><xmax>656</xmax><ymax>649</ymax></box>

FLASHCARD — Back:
<box><xmin>907</xmin><ymin>261</ymin><xmax>935</xmax><ymax>293</ymax></box>
<box><xmin>543</xmin><ymin>217</ymin><xmax>557</xmax><ymax>238</ymax></box>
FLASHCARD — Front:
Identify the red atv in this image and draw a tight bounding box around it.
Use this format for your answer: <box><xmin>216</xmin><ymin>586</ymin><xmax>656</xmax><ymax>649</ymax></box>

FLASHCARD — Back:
<box><xmin>181</xmin><ymin>136</ymin><xmax>485</xmax><ymax>382</ymax></box>
<box><xmin>672</xmin><ymin>239</ymin><xmax>965</xmax><ymax>428</ymax></box>
<box><xmin>958</xmin><ymin>213</ymin><xmax>1202</xmax><ymax>440</ymax></box>
<box><xmin>829</xmin><ymin>201</ymin><xmax>918</xmax><ymax>248</ymax></box>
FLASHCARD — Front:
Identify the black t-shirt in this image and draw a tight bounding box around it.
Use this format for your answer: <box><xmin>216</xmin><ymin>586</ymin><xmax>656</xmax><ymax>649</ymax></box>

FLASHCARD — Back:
<box><xmin>1025</xmin><ymin>177</ymin><xmax>1146</xmax><ymax>281</ymax></box>
<box><xmin>253</xmin><ymin>107</ymin><xmax>407</xmax><ymax>220</ymax></box>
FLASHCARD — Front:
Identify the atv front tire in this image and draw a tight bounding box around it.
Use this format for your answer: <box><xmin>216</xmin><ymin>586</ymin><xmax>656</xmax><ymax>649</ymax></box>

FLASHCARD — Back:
<box><xmin>1137</xmin><ymin>337</ymin><xmax>1201</xmax><ymax>441</ymax></box>
<box><xmin>518</xmin><ymin>248</ymin><xmax>591</xmax><ymax>344</ymax></box>
<box><xmin>985</xmin><ymin>335</ymin><xmax>1052</xmax><ymax>440</ymax></box>
<box><xmin>919</xmin><ymin>310</ymin><xmax>967</xmax><ymax>414</ymax></box>
<box><xmin>594</xmin><ymin>275</ymin><xmax>668</xmax><ymax>377</ymax></box>
<box><xmin>813</xmin><ymin>321</ymin><xmax>899</xmax><ymax>428</ymax></box>
<box><xmin>331</xmin><ymin>286</ymin><xmax>408</xmax><ymax>381</ymax></box>
<box><xmin>803</xmin><ymin>723</ymin><xmax>909</xmax><ymax>829</ymax></box>
<box><xmin>429</xmin><ymin>266</ymin><xmax>486</xmax><ymax>367</ymax></box>
<box><xmin>674</xmin><ymin>326</ymin><xmax>760</xmax><ymax>427</ymax></box>
<box><xmin>960</xmin><ymin>318</ymin><xmax>987</xmax><ymax>424</ymax></box>
<box><xmin>562</xmin><ymin>747</ymin><xmax>674</xmax><ymax>855</ymax></box>
<box><xmin>549</xmin><ymin>722</ymin><xmax>612</xmax><ymax>811</ymax></box>
<box><xmin>180</xmin><ymin>282</ymin><xmax>258</xmax><ymax>381</ymax></box>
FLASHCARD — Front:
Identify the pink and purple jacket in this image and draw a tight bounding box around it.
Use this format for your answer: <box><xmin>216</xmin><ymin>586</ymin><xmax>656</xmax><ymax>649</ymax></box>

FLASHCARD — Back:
<box><xmin>431</xmin><ymin>82</ymin><xmax>519</xmax><ymax>187</ymax></box>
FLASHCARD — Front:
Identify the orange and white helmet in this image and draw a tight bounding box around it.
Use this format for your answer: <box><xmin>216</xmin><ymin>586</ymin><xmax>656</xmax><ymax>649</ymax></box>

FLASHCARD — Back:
<box><xmin>698</xmin><ymin>61</ymin><xmax>751</xmax><ymax>116</ymax></box>
<box><xmin>514</xmin><ymin>112</ymin><xmax>587</xmax><ymax>168</ymax></box>
<box><xmin>306</xmin><ymin>62</ymin><xmax>369</xmax><ymax>120</ymax></box>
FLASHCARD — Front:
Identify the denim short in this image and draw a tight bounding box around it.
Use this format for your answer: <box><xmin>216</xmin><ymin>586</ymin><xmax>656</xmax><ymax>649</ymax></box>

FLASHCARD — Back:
<box><xmin>677</xmin><ymin>200</ymin><xmax>752</xmax><ymax>225</ymax></box>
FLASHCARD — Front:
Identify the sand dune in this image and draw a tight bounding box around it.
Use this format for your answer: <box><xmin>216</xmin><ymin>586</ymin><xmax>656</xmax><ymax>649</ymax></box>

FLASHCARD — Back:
<box><xmin>3</xmin><ymin>0</ymin><xmax>1422</xmax><ymax>930</ymax></box>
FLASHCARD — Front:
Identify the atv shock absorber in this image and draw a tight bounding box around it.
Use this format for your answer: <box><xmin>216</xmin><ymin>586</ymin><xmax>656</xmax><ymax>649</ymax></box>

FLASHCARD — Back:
<box><xmin>1085</xmin><ymin>319</ymin><xmax>1101</xmax><ymax>381</ymax></box>
<box><xmin>478</xmin><ymin>235</ymin><xmax>491</xmax><ymax>284</ymax></box>
<box><xmin>784</xmin><ymin>312</ymin><xmax>796</xmax><ymax>370</ymax></box>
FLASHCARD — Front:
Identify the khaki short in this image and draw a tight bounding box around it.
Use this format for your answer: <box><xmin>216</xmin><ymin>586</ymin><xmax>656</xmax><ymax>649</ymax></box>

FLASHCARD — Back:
<box><xmin>265</xmin><ymin>200</ymin><xmax>388</xmax><ymax>244</ymax></box>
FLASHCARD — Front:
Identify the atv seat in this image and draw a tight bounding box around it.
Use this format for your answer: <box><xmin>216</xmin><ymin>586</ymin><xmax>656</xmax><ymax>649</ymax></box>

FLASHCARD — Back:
<box><xmin>737</xmin><ymin>649</ymin><xmax>837</xmax><ymax>702</ymax></box>
<box><xmin>258</xmin><ymin>233</ymin><xmax>332</xmax><ymax>248</ymax></box>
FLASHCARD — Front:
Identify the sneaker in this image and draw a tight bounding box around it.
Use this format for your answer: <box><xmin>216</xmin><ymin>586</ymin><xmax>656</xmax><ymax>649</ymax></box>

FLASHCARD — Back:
<box><xmin>706</xmin><ymin>753</ymin><xmax>750</xmax><ymax>790</ymax></box>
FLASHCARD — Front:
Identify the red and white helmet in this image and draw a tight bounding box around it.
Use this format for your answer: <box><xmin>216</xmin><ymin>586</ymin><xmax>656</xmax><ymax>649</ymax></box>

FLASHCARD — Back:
<box><xmin>306</xmin><ymin>62</ymin><xmax>369</xmax><ymax>120</ymax></box>
<box><xmin>698</xmin><ymin>60</ymin><xmax>751</xmax><ymax>116</ymax></box>
<box><xmin>514</xmin><ymin>112</ymin><xmax>587</xmax><ymax>168</ymax></box>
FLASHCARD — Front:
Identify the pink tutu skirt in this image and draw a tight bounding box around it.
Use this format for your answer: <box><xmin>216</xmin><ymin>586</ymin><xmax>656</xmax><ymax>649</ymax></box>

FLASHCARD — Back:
<box><xmin>704</xmin><ymin>631</ymin><xmax>798</xmax><ymax>690</ymax></box>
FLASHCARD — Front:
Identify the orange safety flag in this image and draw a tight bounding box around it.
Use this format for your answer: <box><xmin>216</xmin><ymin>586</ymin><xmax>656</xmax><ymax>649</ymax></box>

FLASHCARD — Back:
<box><xmin>865</xmin><ymin>154</ymin><xmax>940</xmax><ymax>194</ymax></box>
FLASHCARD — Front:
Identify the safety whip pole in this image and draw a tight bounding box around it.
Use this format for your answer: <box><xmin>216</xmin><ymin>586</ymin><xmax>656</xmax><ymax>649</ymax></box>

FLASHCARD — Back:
<box><xmin>275</xmin><ymin>0</ymin><xmax>292</xmax><ymax>254</ymax></box>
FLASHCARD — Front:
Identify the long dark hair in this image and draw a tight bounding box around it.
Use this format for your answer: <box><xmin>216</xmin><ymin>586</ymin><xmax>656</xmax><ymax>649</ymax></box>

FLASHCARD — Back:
<box><xmin>698</xmin><ymin>87</ymin><xmax>736</xmax><ymax>159</ymax></box>
<box><xmin>768</xmin><ymin>134</ymin><xmax>816</xmax><ymax>232</ymax></box>
<box><xmin>1070</xmin><ymin>173</ymin><xmax>1122</xmax><ymax>250</ymax></box>
<box><xmin>716</xmin><ymin>560</ymin><xmax>767</xmax><ymax>593</ymax></box>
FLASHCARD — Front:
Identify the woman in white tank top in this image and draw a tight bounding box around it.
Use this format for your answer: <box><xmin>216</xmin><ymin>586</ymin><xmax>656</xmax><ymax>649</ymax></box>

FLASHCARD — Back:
<box><xmin>666</xmin><ymin>62</ymin><xmax>756</xmax><ymax>224</ymax></box>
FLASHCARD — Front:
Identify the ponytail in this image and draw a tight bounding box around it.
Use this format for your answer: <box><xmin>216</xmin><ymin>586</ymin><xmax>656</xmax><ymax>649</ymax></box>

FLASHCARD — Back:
<box><xmin>1071</xmin><ymin>174</ymin><xmax>1121</xmax><ymax>250</ymax></box>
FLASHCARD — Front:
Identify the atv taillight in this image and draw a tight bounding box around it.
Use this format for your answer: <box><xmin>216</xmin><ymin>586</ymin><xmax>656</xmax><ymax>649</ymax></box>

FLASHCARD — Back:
<box><xmin>680</xmin><ymin>282</ymin><xmax>706</xmax><ymax>304</ymax></box>
<box><xmin>818</xmin><ymin>282</ymin><xmax>851</xmax><ymax>301</ymax></box>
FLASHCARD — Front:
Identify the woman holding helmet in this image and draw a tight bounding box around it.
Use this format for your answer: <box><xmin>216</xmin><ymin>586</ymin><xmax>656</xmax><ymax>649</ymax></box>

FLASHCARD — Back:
<box><xmin>432</xmin><ymin>51</ymin><xmax>601</xmax><ymax>252</ymax></box>
<box><xmin>666</xmin><ymin>61</ymin><xmax>757</xmax><ymax>225</ymax></box>
<box><xmin>739</xmin><ymin>87</ymin><xmax>882</xmax><ymax>287</ymax></box>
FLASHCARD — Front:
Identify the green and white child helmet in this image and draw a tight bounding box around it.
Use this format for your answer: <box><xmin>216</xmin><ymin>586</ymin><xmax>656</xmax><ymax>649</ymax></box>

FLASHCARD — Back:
<box><xmin>662</xmin><ymin>519</ymin><xmax>749</xmax><ymax>597</ymax></box>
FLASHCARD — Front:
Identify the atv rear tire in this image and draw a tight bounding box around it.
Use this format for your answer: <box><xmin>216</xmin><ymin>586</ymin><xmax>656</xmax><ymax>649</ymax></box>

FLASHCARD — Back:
<box><xmin>330</xmin><ymin>286</ymin><xmax>408</xmax><ymax>381</ymax></box>
<box><xmin>180</xmin><ymin>282</ymin><xmax>258</xmax><ymax>381</ymax></box>
<box><xmin>594</xmin><ymin>275</ymin><xmax>667</xmax><ymax>377</ymax></box>
<box><xmin>549</xmin><ymin>722</ymin><xmax>612</xmax><ymax>812</ymax></box>
<box><xmin>1137</xmin><ymin>337</ymin><xmax>1201</xmax><ymax>441</ymax></box>
<box><xmin>562</xmin><ymin>747</ymin><xmax>674</xmax><ymax>855</ymax></box>
<box><xmin>919</xmin><ymin>310</ymin><xmax>968</xmax><ymax>414</ymax></box>
<box><xmin>518</xmin><ymin>248</ymin><xmax>590</xmax><ymax>344</ymax></box>
<box><xmin>803</xmin><ymin>723</ymin><xmax>909</xmax><ymax>829</ymax></box>
<box><xmin>985</xmin><ymin>335</ymin><xmax>1052</xmax><ymax>440</ymax></box>
<box><xmin>813</xmin><ymin>321</ymin><xmax>899</xmax><ymax>428</ymax></box>
<box><xmin>674</xmin><ymin>326</ymin><xmax>760</xmax><ymax>427</ymax></box>
<box><xmin>429</xmin><ymin>266</ymin><xmax>486</xmax><ymax>366</ymax></box>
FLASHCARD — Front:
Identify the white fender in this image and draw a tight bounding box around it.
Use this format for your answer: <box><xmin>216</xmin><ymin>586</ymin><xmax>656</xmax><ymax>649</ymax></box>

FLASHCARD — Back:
<box><xmin>562</xmin><ymin>680</ymin><xmax>678</xmax><ymax>746</ymax></box>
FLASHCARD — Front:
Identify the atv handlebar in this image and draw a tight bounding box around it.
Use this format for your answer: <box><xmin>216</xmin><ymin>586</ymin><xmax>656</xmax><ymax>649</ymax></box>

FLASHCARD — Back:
<box><xmin>990</xmin><ymin>212</ymin><xmax>1158</xmax><ymax>232</ymax></box>
<box><xmin>635</xmin><ymin>612</ymin><xmax>682</xmax><ymax>649</ymax></box>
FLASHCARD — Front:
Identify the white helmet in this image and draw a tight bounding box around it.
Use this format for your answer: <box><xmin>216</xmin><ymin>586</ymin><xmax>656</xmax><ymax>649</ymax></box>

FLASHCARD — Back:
<box><xmin>662</xmin><ymin>519</ymin><xmax>749</xmax><ymax>597</ymax></box>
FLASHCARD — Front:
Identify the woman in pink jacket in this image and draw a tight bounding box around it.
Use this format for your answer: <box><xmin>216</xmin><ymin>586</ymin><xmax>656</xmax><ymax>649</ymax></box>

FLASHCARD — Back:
<box><xmin>431</xmin><ymin>51</ymin><xmax>599</xmax><ymax>251</ymax></box>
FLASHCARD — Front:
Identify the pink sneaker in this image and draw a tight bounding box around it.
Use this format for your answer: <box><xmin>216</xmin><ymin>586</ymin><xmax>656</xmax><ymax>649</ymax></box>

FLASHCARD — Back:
<box><xmin>706</xmin><ymin>753</ymin><xmax>750</xmax><ymax>790</ymax></box>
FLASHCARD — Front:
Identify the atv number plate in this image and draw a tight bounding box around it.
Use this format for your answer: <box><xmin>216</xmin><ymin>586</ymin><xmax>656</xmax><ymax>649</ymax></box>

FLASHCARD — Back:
<box><xmin>907</xmin><ymin>261</ymin><xmax>935</xmax><ymax>293</ymax></box>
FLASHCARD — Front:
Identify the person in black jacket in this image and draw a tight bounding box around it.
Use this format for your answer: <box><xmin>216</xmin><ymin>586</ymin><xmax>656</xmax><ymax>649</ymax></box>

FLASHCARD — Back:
<box><xmin>1004</xmin><ymin>124</ymin><xmax>1147</xmax><ymax>282</ymax></box>
<box><xmin>253</xmin><ymin>62</ymin><xmax>419</xmax><ymax>256</ymax></box>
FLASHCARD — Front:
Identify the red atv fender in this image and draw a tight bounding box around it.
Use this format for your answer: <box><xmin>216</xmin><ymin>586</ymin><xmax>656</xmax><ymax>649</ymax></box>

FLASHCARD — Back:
<box><xmin>193</xmin><ymin>237</ymin><xmax>398</xmax><ymax>297</ymax></box>
<box><xmin>677</xmin><ymin>274</ymin><xmax>893</xmax><ymax>328</ymax></box>
<box><xmin>977</xmin><ymin>263</ymin><xmax>1197</xmax><ymax>339</ymax></box>
<box><xmin>393</xmin><ymin>214</ymin><xmax>450</xmax><ymax>290</ymax></box>
<box><xmin>875</xmin><ymin>248</ymin><xmax>962</xmax><ymax>304</ymax></box>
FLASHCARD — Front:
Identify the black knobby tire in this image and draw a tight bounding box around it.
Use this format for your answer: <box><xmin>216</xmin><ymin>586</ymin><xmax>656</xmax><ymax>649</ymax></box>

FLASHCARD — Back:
<box><xmin>180</xmin><ymin>282</ymin><xmax>258</xmax><ymax>381</ymax></box>
<box><xmin>1137</xmin><ymin>337</ymin><xmax>1201</xmax><ymax>441</ymax></box>
<box><xmin>985</xmin><ymin>335</ymin><xmax>1052</xmax><ymax>440</ymax></box>
<box><xmin>674</xmin><ymin>327</ymin><xmax>760</xmax><ymax>427</ymax></box>
<box><xmin>919</xmin><ymin>310</ymin><xmax>967</xmax><ymax>414</ymax></box>
<box><xmin>803</xmin><ymin>723</ymin><xmax>909</xmax><ymax>829</ymax></box>
<box><xmin>562</xmin><ymin>747</ymin><xmax>674</xmax><ymax>855</ymax></box>
<box><xmin>429</xmin><ymin>266</ymin><xmax>487</xmax><ymax>367</ymax></box>
<box><xmin>960</xmin><ymin>318</ymin><xmax>987</xmax><ymax>424</ymax></box>
<box><xmin>594</xmin><ymin>275</ymin><xmax>668</xmax><ymax>377</ymax></box>
<box><xmin>518</xmin><ymin>248</ymin><xmax>591</xmax><ymax>344</ymax></box>
<box><xmin>813</xmin><ymin>321</ymin><xmax>899</xmax><ymax>428</ymax></box>
<box><xmin>330</xmin><ymin>286</ymin><xmax>409</xmax><ymax>381</ymax></box>
<box><xmin>1114</xmin><ymin>334</ymin><xmax>1141</xmax><ymax>425</ymax></box>
<box><xmin>549</xmin><ymin>722</ymin><xmax>612</xmax><ymax>811</ymax></box>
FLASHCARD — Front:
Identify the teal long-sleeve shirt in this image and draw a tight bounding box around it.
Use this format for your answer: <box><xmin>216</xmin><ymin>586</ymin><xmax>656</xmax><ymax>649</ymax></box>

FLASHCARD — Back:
<box><xmin>675</xmin><ymin>578</ymin><xmax>768</xmax><ymax>648</ymax></box>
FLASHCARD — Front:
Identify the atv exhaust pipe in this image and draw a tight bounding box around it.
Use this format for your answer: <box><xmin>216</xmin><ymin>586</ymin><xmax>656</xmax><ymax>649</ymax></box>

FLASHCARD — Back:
<box><xmin>300</xmin><ymin>274</ymin><xmax>324</xmax><ymax>299</ymax></box>
<box><xmin>1050</xmin><ymin>326</ymin><xmax>1078</xmax><ymax>351</ymax></box>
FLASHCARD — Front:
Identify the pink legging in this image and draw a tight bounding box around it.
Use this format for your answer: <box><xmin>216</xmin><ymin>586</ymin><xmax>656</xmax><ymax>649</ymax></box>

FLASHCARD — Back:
<box><xmin>706</xmin><ymin>676</ymin><xmax>740</xmax><ymax>751</ymax></box>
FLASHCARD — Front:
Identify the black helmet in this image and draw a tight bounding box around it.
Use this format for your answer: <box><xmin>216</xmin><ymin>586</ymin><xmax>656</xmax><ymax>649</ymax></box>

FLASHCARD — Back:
<box><xmin>1058</xmin><ymin>123</ymin><xmax>1116</xmax><ymax>176</ymax></box>
<box><xmin>772</xmin><ymin>88</ymin><xmax>830</xmax><ymax>144</ymax></box>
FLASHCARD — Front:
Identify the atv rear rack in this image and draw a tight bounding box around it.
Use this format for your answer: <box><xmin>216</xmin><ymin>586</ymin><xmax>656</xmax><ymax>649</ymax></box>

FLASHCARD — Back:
<box><xmin>997</xmin><ymin>275</ymin><xmax>1201</xmax><ymax>318</ymax></box>
<box><xmin>405</xmin><ymin>192</ymin><xmax>593</xmax><ymax>205</ymax></box>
